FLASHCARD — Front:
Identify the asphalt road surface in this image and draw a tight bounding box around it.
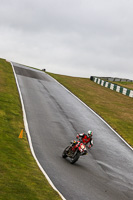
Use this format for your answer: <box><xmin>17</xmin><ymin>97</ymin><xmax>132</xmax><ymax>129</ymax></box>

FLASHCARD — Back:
<box><xmin>12</xmin><ymin>62</ymin><xmax>133</xmax><ymax>200</ymax></box>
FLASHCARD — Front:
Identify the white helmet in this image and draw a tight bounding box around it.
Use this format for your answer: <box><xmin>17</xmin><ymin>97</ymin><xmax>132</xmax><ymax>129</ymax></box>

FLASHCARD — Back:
<box><xmin>88</xmin><ymin>130</ymin><xmax>93</xmax><ymax>137</ymax></box>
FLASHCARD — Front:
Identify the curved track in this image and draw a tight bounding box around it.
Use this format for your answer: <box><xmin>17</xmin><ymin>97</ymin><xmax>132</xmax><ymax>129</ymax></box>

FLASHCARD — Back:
<box><xmin>12</xmin><ymin>63</ymin><xmax>133</xmax><ymax>200</ymax></box>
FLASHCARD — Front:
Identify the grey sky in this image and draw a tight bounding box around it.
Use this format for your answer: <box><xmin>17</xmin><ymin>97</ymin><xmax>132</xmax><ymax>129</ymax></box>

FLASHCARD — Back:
<box><xmin>0</xmin><ymin>0</ymin><xmax>133</xmax><ymax>79</ymax></box>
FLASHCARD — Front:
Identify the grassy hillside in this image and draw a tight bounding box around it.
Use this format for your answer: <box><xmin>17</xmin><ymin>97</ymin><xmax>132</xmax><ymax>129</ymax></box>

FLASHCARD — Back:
<box><xmin>47</xmin><ymin>72</ymin><xmax>133</xmax><ymax>148</ymax></box>
<box><xmin>0</xmin><ymin>59</ymin><xmax>61</xmax><ymax>200</ymax></box>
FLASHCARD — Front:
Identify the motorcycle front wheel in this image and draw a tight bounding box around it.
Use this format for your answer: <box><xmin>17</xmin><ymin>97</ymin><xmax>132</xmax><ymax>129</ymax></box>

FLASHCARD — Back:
<box><xmin>70</xmin><ymin>152</ymin><xmax>80</xmax><ymax>164</ymax></box>
<box><xmin>62</xmin><ymin>146</ymin><xmax>69</xmax><ymax>158</ymax></box>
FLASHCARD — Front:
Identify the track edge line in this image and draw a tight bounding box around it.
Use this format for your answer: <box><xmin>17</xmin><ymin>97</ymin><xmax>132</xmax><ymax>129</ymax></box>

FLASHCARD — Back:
<box><xmin>9</xmin><ymin>61</ymin><xmax>66</xmax><ymax>200</ymax></box>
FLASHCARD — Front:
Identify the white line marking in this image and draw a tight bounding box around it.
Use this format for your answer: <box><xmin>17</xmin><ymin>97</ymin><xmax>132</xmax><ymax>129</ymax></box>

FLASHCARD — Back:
<box><xmin>10</xmin><ymin>62</ymin><xmax>66</xmax><ymax>200</ymax></box>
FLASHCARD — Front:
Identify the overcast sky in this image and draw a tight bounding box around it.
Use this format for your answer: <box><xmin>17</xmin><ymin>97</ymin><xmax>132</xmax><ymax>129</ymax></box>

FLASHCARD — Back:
<box><xmin>0</xmin><ymin>0</ymin><xmax>133</xmax><ymax>79</ymax></box>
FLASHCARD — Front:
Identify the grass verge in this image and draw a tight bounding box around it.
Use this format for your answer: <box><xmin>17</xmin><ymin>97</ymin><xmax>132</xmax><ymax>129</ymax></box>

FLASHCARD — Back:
<box><xmin>47</xmin><ymin>72</ymin><xmax>133</xmax><ymax>148</ymax></box>
<box><xmin>0</xmin><ymin>59</ymin><xmax>61</xmax><ymax>200</ymax></box>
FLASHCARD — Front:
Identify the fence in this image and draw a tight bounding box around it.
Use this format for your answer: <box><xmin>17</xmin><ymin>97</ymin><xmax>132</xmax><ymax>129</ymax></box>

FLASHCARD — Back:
<box><xmin>90</xmin><ymin>76</ymin><xmax>133</xmax><ymax>82</ymax></box>
<box><xmin>90</xmin><ymin>76</ymin><xmax>133</xmax><ymax>98</ymax></box>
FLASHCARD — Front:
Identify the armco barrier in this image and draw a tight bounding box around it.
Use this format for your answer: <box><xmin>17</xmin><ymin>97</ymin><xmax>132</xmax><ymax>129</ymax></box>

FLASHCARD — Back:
<box><xmin>91</xmin><ymin>77</ymin><xmax>133</xmax><ymax>98</ymax></box>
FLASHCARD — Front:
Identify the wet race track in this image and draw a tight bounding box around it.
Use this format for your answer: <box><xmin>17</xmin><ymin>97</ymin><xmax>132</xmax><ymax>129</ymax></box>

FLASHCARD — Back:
<box><xmin>12</xmin><ymin>63</ymin><xmax>133</xmax><ymax>200</ymax></box>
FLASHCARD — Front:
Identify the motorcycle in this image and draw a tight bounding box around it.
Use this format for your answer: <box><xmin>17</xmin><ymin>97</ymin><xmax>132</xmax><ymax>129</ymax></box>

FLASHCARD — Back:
<box><xmin>62</xmin><ymin>140</ymin><xmax>87</xmax><ymax>164</ymax></box>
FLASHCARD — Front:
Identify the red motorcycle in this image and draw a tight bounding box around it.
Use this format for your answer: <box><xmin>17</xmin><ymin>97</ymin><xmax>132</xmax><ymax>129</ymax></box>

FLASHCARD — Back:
<box><xmin>62</xmin><ymin>140</ymin><xmax>87</xmax><ymax>164</ymax></box>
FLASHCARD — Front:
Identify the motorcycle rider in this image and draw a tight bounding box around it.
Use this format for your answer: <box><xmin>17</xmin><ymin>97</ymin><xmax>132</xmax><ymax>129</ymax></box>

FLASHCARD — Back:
<box><xmin>76</xmin><ymin>130</ymin><xmax>93</xmax><ymax>149</ymax></box>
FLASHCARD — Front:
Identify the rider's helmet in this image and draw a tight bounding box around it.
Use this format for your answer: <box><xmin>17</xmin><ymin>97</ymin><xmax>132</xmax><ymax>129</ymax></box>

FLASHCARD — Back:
<box><xmin>88</xmin><ymin>130</ymin><xmax>93</xmax><ymax>137</ymax></box>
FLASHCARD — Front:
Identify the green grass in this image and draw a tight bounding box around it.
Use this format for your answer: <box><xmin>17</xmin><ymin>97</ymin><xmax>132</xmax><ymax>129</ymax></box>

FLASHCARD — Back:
<box><xmin>47</xmin><ymin>72</ymin><xmax>133</xmax><ymax>148</ymax></box>
<box><xmin>0</xmin><ymin>59</ymin><xmax>61</xmax><ymax>200</ymax></box>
